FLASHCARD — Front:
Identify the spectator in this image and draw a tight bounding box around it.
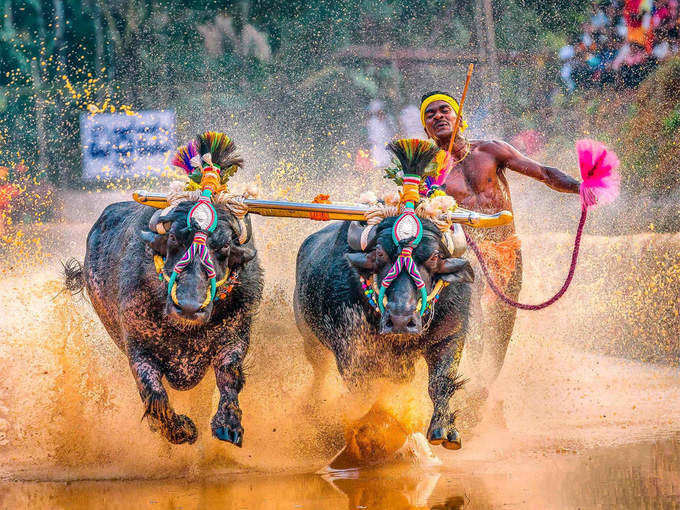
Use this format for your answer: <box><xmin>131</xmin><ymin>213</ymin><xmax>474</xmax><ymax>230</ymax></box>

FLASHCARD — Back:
<box><xmin>558</xmin><ymin>0</ymin><xmax>679</xmax><ymax>91</ymax></box>
<box><xmin>559</xmin><ymin>39</ymin><xmax>577</xmax><ymax>91</ymax></box>
<box><xmin>398</xmin><ymin>104</ymin><xmax>423</xmax><ymax>139</ymax></box>
<box><xmin>0</xmin><ymin>167</ymin><xmax>19</xmax><ymax>237</ymax></box>
<box><xmin>366</xmin><ymin>100</ymin><xmax>394</xmax><ymax>168</ymax></box>
<box><xmin>615</xmin><ymin>41</ymin><xmax>657</xmax><ymax>85</ymax></box>
<box><xmin>592</xmin><ymin>2</ymin><xmax>610</xmax><ymax>28</ymax></box>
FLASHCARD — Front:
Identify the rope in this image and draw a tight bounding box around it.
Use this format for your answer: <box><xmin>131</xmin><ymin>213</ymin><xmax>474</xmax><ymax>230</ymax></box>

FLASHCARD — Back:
<box><xmin>382</xmin><ymin>246</ymin><xmax>426</xmax><ymax>290</ymax></box>
<box><xmin>173</xmin><ymin>232</ymin><xmax>216</xmax><ymax>278</ymax></box>
<box><xmin>464</xmin><ymin>205</ymin><xmax>588</xmax><ymax>310</ymax></box>
<box><xmin>365</xmin><ymin>203</ymin><xmax>399</xmax><ymax>225</ymax></box>
<box><xmin>379</xmin><ymin>244</ymin><xmax>429</xmax><ymax>316</ymax></box>
<box><xmin>219</xmin><ymin>195</ymin><xmax>249</xmax><ymax>244</ymax></box>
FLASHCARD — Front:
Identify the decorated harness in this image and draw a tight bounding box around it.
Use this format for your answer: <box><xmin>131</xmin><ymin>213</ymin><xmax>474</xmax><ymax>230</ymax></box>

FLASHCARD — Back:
<box><xmin>356</xmin><ymin>139</ymin><xmax>466</xmax><ymax>321</ymax></box>
<box><xmin>147</xmin><ymin>132</ymin><xmax>250</xmax><ymax>310</ymax></box>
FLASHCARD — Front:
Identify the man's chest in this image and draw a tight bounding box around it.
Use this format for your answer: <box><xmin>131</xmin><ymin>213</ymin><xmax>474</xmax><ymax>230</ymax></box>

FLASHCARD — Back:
<box><xmin>444</xmin><ymin>154</ymin><xmax>499</xmax><ymax>199</ymax></box>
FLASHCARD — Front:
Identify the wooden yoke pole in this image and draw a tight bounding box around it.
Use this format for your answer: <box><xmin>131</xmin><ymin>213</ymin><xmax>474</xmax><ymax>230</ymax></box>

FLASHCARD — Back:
<box><xmin>132</xmin><ymin>190</ymin><xmax>513</xmax><ymax>228</ymax></box>
<box><xmin>447</xmin><ymin>63</ymin><xmax>474</xmax><ymax>155</ymax></box>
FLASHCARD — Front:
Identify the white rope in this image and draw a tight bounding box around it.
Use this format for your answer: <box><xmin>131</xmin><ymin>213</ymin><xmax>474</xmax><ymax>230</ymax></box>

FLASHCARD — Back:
<box><xmin>364</xmin><ymin>203</ymin><xmax>399</xmax><ymax>226</ymax></box>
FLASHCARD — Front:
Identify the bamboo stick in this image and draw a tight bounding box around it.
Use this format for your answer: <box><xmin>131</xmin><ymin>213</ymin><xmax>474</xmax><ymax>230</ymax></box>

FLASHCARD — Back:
<box><xmin>447</xmin><ymin>63</ymin><xmax>474</xmax><ymax>155</ymax></box>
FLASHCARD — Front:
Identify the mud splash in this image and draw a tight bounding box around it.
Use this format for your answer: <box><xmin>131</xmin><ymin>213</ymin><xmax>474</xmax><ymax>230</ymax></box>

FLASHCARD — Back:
<box><xmin>0</xmin><ymin>190</ymin><xmax>678</xmax><ymax>489</ymax></box>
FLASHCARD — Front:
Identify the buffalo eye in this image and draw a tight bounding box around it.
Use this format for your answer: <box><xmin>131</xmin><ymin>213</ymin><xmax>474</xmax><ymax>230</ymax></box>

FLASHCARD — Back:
<box><xmin>375</xmin><ymin>245</ymin><xmax>388</xmax><ymax>264</ymax></box>
<box><xmin>425</xmin><ymin>250</ymin><xmax>441</xmax><ymax>271</ymax></box>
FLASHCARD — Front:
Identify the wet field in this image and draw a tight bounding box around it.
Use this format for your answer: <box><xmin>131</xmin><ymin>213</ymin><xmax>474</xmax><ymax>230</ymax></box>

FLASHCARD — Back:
<box><xmin>0</xmin><ymin>189</ymin><xmax>679</xmax><ymax>508</ymax></box>
<box><xmin>3</xmin><ymin>436</ymin><xmax>680</xmax><ymax>508</ymax></box>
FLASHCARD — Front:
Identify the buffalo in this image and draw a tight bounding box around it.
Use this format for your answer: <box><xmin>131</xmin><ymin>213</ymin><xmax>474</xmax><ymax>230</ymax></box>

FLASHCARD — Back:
<box><xmin>295</xmin><ymin>214</ymin><xmax>474</xmax><ymax>449</ymax></box>
<box><xmin>65</xmin><ymin>135</ymin><xmax>262</xmax><ymax>446</ymax></box>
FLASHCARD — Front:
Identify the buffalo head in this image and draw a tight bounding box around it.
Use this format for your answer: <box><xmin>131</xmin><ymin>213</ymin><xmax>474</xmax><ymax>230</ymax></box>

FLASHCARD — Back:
<box><xmin>140</xmin><ymin>201</ymin><xmax>256</xmax><ymax>327</ymax></box>
<box><xmin>346</xmin><ymin>217</ymin><xmax>473</xmax><ymax>336</ymax></box>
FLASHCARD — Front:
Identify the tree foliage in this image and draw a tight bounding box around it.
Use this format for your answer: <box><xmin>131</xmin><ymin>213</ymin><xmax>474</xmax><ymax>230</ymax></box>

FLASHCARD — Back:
<box><xmin>0</xmin><ymin>0</ymin><xmax>588</xmax><ymax>185</ymax></box>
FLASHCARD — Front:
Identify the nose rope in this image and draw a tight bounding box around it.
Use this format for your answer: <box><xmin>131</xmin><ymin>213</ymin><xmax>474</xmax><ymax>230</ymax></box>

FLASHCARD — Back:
<box><xmin>168</xmin><ymin>231</ymin><xmax>218</xmax><ymax>305</ymax></box>
<box><xmin>378</xmin><ymin>245</ymin><xmax>429</xmax><ymax>316</ymax></box>
<box><xmin>378</xmin><ymin>176</ymin><xmax>430</xmax><ymax>316</ymax></box>
<box><xmin>153</xmin><ymin>254</ymin><xmax>235</xmax><ymax>308</ymax></box>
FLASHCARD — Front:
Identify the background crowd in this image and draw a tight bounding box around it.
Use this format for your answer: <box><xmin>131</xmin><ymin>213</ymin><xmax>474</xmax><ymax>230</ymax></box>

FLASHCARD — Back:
<box><xmin>559</xmin><ymin>0</ymin><xmax>680</xmax><ymax>90</ymax></box>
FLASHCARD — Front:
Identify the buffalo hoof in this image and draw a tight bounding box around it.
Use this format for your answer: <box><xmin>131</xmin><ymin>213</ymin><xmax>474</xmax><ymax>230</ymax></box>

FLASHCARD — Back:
<box><xmin>442</xmin><ymin>429</ymin><xmax>462</xmax><ymax>450</ymax></box>
<box><xmin>428</xmin><ymin>427</ymin><xmax>445</xmax><ymax>446</ymax></box>
<box><xmin>427</xmin><ymin>423</ymin><xmax>461</xmax><ymax>450</ymax></box>
<box><xmin>214</xmin><ymin>426</ymin><xmax>243</xmax><ymax>447</ymax></box>
<box><xmin>165</xmin><ymin>414</ymin><xmax>198</xmax><ymax>445</ymax></box>
<box><xmin>212</xmin><ymin>407</ymin><xmax>244</xmax><ymax>447</ymax></box>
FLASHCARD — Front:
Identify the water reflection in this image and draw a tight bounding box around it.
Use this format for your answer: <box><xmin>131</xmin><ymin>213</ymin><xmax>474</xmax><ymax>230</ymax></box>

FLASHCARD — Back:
<box><xmin>323</xmin><ymin>469</ymin><xmax>446</xmax><ymax>509</ymax></box>
<box><xmin>1</xmin><ymin>436</ymin><xmax>679</xmax><ymax>509</ymax></box>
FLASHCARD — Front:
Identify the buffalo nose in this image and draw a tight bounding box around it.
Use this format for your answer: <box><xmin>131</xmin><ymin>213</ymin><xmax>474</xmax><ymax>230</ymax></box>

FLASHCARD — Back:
<box><xmin>178</xmin><ymin>300</ymin><xmax>202</xmax><ymax>315</ymax></box>
<box><xmin>380</xmin><ymin>311</ymin><xmax>422</xmax><ymax>335</ymax></box>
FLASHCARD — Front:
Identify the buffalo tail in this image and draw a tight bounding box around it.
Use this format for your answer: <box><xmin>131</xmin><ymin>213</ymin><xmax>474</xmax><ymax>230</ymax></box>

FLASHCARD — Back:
<box><xmin>61</xmin><ymin>258</ymin><xmax>85</xmax><ymax>296</ymax></box>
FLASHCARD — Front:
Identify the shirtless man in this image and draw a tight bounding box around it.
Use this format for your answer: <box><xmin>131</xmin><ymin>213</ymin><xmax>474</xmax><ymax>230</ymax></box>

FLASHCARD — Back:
<box><xmin>419</xmin><ymin>91</ymin><xmax>581</xmax><ymax>398</ymax></box>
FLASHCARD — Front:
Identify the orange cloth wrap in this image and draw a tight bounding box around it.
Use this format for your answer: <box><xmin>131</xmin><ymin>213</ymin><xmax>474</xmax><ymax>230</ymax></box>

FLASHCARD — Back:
<box><xmin>310</xmin><ymin>194</ymin><xmax>331</xmax><ymax>221</ymax></box>
<box><xmin>477</xmin><ymin>234</ymin><xmax>521</xmax><ymax>302</ymax></box>
<box><xmin>400</xmin><ymin>183</ymin><xmax>421</xmax><ymax>205</ymax></box>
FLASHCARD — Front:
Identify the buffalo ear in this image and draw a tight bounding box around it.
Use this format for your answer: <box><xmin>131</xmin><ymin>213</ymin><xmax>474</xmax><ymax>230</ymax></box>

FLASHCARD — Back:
<box><xmin>140</xmin><ymin>230</ymin><xmax>167</xmax><ymax>254</ymax></box>
<box><xmin>345</xmin><ymin>251</ymin><xmax>376</xmax><ymax>271</ymax></box>
<box><xmin>437</xmin><ymin>257</ymin><xmax>474</xmax><ymax>283</ymax></box>
<box><xmin>229</xmin><ymin>244</ymin><xmax>257</xmax><ymax>266</ymax></box>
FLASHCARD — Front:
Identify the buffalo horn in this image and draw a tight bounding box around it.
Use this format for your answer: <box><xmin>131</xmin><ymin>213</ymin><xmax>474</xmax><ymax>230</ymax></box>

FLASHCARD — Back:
<box><xmin>149</xmin><ymin>206</ymin><xmax>174</xmax><ymax>234</ymax></box>
<box><xmin>347</xmin><ymin>221</ymin><xmax>377</xmax><ymax>252</ymax></box>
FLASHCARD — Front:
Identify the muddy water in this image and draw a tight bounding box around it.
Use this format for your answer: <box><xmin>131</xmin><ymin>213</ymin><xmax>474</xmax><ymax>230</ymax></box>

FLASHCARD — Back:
<box><xmin>0</xmin><ymin>189</ymin><xmax>679</xmax><ymax>508</ymax></box>
<box><xmin>2</xmin><ymin>436</ymin><xmax>679</xmax><ymax>508</ymax></box>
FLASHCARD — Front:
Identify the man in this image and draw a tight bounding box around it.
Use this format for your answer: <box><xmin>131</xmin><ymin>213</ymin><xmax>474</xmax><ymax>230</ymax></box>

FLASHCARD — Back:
<box><xmin>419</xmin><ymin>91</ymin><xmax>580</xmax><ymax>403</ymax></box>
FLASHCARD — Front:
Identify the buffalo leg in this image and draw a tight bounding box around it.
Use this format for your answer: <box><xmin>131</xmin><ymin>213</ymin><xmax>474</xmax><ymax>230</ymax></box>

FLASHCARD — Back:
<box><xmin>129</xmin><ymin>351</ymin><xmax>198</xmax><ymax>445</ymax></box>
<box><xmin>211</xmin><ymin>336</ymin><xmax>247</xmax><ymax>447</ymax></box>
<box><xmin>303</xmin><ymin>335</ymin><xmax>333</xmax><ymax>396</ymax></box>
<box><xmin>424</xmin><ymin>334</ymin><xmax>466</xmax><ymax>450</ymax></box>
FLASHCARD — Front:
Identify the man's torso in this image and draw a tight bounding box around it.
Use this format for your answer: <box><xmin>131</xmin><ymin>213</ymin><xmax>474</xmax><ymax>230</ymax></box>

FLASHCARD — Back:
<box><xmin>444</xmin><ymin>140</ymin><xmax>516</xmax><ymax>243</ymax></box>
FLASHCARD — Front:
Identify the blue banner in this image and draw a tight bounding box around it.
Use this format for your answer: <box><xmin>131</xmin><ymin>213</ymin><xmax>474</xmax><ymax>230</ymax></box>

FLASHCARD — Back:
<box><xmin>80</xmin><ymin>110</ymin><xmax>175</xmax><ymax>180</ymax></box>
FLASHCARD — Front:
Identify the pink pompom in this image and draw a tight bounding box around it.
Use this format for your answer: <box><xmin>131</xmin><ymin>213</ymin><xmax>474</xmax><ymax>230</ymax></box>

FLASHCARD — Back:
<box><xmin>576</xmin><ymin>139</ymin><xmax>620</xmax><ymax>208</ymax></box>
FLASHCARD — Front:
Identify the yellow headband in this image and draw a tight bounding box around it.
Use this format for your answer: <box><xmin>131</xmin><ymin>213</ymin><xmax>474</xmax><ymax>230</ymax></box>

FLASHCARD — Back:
<box><xmin>420</xmin><ymin>93</ymin><xmax>468</xmax><ymax>134</ymax></box>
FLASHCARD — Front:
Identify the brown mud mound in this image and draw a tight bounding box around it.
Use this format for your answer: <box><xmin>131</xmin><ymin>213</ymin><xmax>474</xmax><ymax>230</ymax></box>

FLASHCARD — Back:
<box><xmin>324</xmin><ymin>406</ymin><xmax>441</xmax><ymax>471</ymax></box>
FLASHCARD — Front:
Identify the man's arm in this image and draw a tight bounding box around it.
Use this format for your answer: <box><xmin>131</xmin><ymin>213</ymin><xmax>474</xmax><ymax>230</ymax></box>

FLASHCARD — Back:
<box><xmin>491</xmin><ymin>140</ymin><xmax>580</xmax><ymax>193</ymax></box>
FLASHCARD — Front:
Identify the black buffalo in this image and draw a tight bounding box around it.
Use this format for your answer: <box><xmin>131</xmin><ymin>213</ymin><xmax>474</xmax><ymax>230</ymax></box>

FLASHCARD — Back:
<box><xmin>65</xmin><ymin>200</ymin><xmax>262</xmax><ymax>446</ymax></box>
<box><xmin>294</xmin><ymin>217</ymin><xmax>474</xmax><ymax>449</ymax></box>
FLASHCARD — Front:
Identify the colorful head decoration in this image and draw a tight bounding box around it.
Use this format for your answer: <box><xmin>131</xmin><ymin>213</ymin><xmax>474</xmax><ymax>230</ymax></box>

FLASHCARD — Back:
<box><xmin>167</xmin><ymin>132</ymin><xmax>243</xmax><ymax>304</ymax></box>
<box><xmin>379</xmin><ymin>139</ymin><xmax>441</xmax><ymax>316</ymax></box>
<box><xmin>419</xmin><ymin>91</ymin><xmax>468</xmax><ymax>133</ymax></box>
